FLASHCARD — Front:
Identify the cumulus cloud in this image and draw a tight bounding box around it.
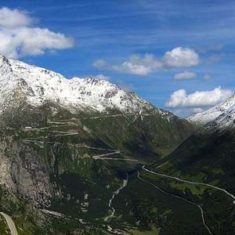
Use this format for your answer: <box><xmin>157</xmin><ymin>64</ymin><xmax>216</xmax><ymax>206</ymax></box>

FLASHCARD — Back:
<box><xmin>163</xmin><ymin>47</ymin><xmax>199</xmax><ymax>68</ymax></box>
<box><xmin>0</xmin><ymin>7</ymin><xmax>32</xmax><ymax>28</ymax></box>
<box><xmin>0</xmin><ymin>7</ymin><xmax>74</xmax><ymax>58</ymax></box>
<box><xmin>174</xmin><ymin>71</ymin><xmax>197</xmax><ymax>80</ymax></box>
<box><xmin>166</xmin><ymin>87</ymin><xmax>233</xmax><ymax>108</ymax></box>
<box><xmin>94</xmin><ymin>47</ymin><xmax>199</xmax><ymax>76</ymax></box>
<box><xmin>94</xmin><ymin>54</ymin><xmax>162</xmax><ymax>76</ymax></box>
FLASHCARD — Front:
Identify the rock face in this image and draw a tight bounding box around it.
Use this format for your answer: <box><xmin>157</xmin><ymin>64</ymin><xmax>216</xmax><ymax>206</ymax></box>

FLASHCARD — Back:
<box><xmin>0</xmin><ymin>55</ymin><xmax>195</xmax><ymax>234</ymax></box>
<box><xmin>0</xmin><ymin>134</ymin><xmax>52</xmax><ymax>205</ymax></box>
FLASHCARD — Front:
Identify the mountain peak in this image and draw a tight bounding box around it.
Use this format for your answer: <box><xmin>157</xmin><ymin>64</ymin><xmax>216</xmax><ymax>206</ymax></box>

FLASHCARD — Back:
<box><xmin>188</xmin><ymin>92</ymin><xmax>235</xmax><ymax>128</ymax></box>
<box><xmin>0</xmin><ymin>57</ymin><xmax>152</xmax><ymax>114</ymax></box>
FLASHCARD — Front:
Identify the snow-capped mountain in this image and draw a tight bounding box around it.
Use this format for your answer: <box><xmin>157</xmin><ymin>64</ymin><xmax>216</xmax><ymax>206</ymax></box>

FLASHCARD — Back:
<box><xmin>188</xmin><ymin>92</ymin><xmax>235</xmax><ymax>128</ymax></box>
<box><xmin>0</xmin><ymin>54</ymin><xmax>152</xmax><ymax>114</ymax></box>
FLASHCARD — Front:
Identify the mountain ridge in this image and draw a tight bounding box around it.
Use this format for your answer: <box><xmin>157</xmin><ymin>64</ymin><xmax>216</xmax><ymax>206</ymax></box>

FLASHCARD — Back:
<box><xmin>0</xmin><ymin>54</ymin><xmax>155</xmax><ymax>115</ymax></box>
<box><xmin>188</xmin><ymin>92</ymin><xmax>235</xmax><ymax>128</ymax></box>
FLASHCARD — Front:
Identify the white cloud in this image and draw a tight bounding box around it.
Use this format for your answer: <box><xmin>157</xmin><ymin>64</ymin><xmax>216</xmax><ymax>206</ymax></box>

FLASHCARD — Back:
<box><xmin>94</xmin><ymin>47</ymin><xmax>200</xmax><ymax>76</ymax></box>
<box><xmin>0</xmin><ymin>7</ymin><xmax>32</xmax><ymax>28</ymax></box>
<box><xmin>93</xmin><ymin>54</ymin><xmax>161</xmax><ymax>76</ymax></box>
<box><xmin>163</xmin><ymin>47</ymin><xmax>199</xmax><ymax>68</ymax></box>
<box><xmin>166</xmin><ymin>87</ymin><xmax>233</xmax><ymax>108</ymax></box>
<box><xmin>0</xmin><ymin>7</ymin><xmax>74</xmax><ymax>58</ymax></box>
<box><xmin>174</xmin><ymin>71</ymin><xmax>197</xmax><ymax>80</ymax></box>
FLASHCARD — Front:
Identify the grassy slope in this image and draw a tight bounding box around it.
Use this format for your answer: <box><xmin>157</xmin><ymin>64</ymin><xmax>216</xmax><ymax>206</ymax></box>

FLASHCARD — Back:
<box><xmin>147</xmin><ymin>128</ymin><xmax>235</xmax><ymax>234</ymax></box>
<box><xmin>155</xmin><ymin>128</ymin><xmax>235</xmax><ymax>191</ymax></box>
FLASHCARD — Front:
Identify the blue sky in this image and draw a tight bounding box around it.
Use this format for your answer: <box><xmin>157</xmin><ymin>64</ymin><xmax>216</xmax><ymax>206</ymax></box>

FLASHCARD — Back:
<box><xmin>0</xmin><ymin>0</ymin><xmax>235</xmax><ymax>116</ymax></box>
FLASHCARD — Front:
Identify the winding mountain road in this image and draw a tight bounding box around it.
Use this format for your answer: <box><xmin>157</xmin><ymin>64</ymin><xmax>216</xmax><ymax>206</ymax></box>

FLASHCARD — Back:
<box><xmin>142</xmin><ymin>166</ymin><xmax>235</xmax><ymax>202</ymax></box>
<box><xmin>0</xmin><ymin>212</ymin><xmax>18</xmax><ymax>235</ymax></box>
<box><xmin>137</xmin><ymin>172</ymin><xmax>213</xmax><ymax>235</ymax></box>
<box><xmin>23</xmin><ymin>139</ymin><xmax>139</xmax><ymax>163</ymax></box>
<box><xmin>92</xmin><ymin>151</ymin><xmax>138</xmax><ymax>162</ymax></box>
<box><xmin>139</xmin><ymin>164</ymin><xmax>235</xmax><ymax>234</ymax></box>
